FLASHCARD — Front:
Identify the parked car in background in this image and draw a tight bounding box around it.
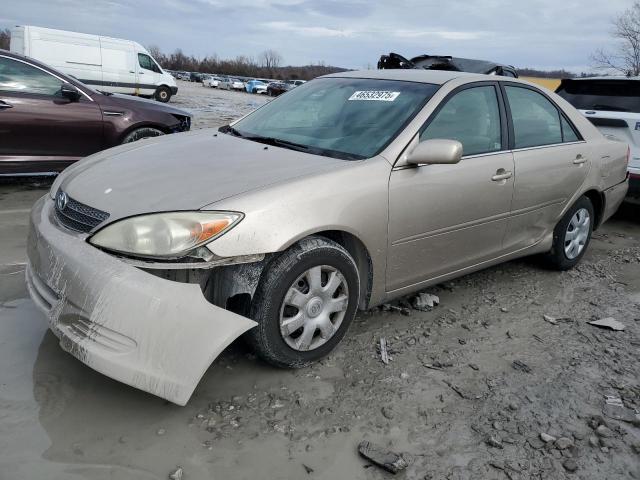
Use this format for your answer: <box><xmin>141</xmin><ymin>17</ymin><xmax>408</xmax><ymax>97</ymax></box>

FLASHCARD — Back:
<box><xmin>0</xmin><ymin>49</ymin><xmax>191</xmax><ymax>175</ymax></box>
<box><xmin>10</xmin><ymin>25</ymin><xmax>178</xmax><ymax>102</ymax></box>
<box><xmin>203</xmin><ymin>75</ymin><xmax>222</xmax><ymax>88</ymax></box>
<box><xmin>27</xmin><ymin>70</ymin><xmax>627</xmax><ymax>405</ymax></box>
<box><xmin>219</xmin><ymin>77</ymin><xmax>245</xmax><ymax>90</ymax></box>
<box><xmin>190</xmin><ymin>72</ymin><xmax>204</xmax><ymax>83</ymax></box>
<box><xmin>289</xmin><ymin>80</ymin><xmax>306</xmax><ymax>87</ymax></box>
<box><xmin>556</xmin><ymin>77</ymin><xmax>639</xmax><ymax>203</ymax></box>
<box><xmin>245</xmin><ymin>79</ymin><xmax>268</xmax><ymax>94</ymax></box>
<box><xmin>267</xmin><ymin>81</ymin><xmax>290</xmax><ymax>96</ymax></box>
<box><xmin>378</xmin><ymin>52</ymin><xmax>518</xmax><ymax>78</ymax></box>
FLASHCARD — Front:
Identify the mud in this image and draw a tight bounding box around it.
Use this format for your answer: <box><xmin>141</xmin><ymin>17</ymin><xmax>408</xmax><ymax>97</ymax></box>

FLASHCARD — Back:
<box><xmin>0</xmin><ymin>81</ymin><xmax>639</xmax><ymax>479</ymax></box>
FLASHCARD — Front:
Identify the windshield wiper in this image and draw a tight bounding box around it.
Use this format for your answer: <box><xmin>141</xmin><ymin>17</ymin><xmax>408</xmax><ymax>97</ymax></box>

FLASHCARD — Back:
<box><xmin>590</xmin><ymin>104</ymin><xmax>629</xmax><ymax>112</ymax></box>
<box><xmin>219</xmin><ymin>126</ymin><xmax>310</xmax><ymax>152</ymax></box>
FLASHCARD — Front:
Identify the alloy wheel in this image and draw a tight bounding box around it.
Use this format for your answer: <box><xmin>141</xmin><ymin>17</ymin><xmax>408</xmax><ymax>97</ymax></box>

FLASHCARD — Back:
<box><xmin>279</xmin><ymin>265</ymin><xmax>349</xmax><ymax>351</ymax></box>
<box><xmin>564</xmin><ymin>208</ymin><xmax>590</xmax><ymax>259</ymax></box>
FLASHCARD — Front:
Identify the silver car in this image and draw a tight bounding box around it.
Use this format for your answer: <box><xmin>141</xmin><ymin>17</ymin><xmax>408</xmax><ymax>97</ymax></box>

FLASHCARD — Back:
<box><xmin>27</xmin><ymin>70</ymin><xmax>629</xmax><ymax>405</ymax></box>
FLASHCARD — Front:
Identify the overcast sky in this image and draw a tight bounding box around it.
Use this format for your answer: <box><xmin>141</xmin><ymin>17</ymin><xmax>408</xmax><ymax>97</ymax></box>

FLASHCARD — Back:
<box><xmin>1</xmin><ymin>0</ymin><xmax>632</xmax><ymax>71</ymax></box>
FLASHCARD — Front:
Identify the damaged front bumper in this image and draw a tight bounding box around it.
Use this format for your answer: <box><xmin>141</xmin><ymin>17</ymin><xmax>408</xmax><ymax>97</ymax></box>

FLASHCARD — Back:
<box><xmin>25</xmin><ymin>195</ymin><xmax>257</xmax><ymax>405</ymax></box>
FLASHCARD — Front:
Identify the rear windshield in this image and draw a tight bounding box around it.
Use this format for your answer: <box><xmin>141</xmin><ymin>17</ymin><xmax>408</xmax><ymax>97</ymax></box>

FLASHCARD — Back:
<box><xmin>556</xmin><ymin>79</ymin><xmax>640</xmax><ymax>113</ymax></box>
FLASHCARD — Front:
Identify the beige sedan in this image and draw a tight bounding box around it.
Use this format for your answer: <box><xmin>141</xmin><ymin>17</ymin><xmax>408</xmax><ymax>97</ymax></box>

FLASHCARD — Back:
<box><xmin>28</xmin><ymin>70</ymin><xmax>628</xmax><ymax>404</ymax></box>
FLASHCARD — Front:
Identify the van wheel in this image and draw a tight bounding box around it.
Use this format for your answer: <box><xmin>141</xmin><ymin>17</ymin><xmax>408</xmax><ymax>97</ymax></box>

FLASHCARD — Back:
<box><xmin>121</xmin><ymin>127</ymin><xmax>165</xmax><ymax>144</ymax></box>
<box><xmin>155</xmin><ymin>86</ymin><xmax>171</xmax><ymax>103</ymax></box>
<box><xmin>247</xmin><ymin>236</ymin><xmax>359</xmax><ymax>368</ymax></box>
<box><xmin>543</xmin><ymin>196</ymin><xmax>594</xmax><ymax>270</ymax></box>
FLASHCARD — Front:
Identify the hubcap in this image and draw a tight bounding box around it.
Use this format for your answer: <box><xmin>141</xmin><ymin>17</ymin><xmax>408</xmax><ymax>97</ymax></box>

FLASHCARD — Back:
<box><xmin>564</xmin><ymin>208</ymin><xmax>590</xmax><ymax>259</ymax></box>
<box><xmin>279</xmin><ymin>265</ymin><xmax>349</xmax><ymax>352</ymax></box>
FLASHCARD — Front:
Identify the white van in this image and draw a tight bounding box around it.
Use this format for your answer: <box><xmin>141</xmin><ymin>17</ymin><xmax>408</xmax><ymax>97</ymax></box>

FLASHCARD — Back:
<box><xmin>9</xmin><ymin>25</ymin><xmax>178</xmax><ymax>102</ymax></box>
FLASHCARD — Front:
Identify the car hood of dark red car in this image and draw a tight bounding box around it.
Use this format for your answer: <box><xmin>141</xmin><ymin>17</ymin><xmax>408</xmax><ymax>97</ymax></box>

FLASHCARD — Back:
<box><xmin>54</xmin><ymin>129</ymin><xmax>347</xmax><ymax>223</ymax></box>
<box><xmin>95</xmin><ymin>92</ymin><xmax>189</xmax><ymax>117</ymax></box>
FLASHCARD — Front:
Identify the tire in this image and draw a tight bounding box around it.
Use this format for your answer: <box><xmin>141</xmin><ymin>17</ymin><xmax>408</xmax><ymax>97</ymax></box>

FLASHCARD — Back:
<box><xmin>543</xmin><ymin>196</ymin><xmax>595</xmax><ymax>270</ymax></box>
<box><xmin>154</xmin><ymin>86</ymin><xmax>171</xmax><ymax>103</ymax></box>
<box><xmin>247</xmin><ymin>236</ymin><xmax>360</xmax><ymax>368</ymax></box>
<box><xmin>252</xmin><ymin>88</ymin><xmax>257</xmax><ymax>94</ymax></box>
<box><xmin>121</xmin><ymin>127</ymin><xmax>165</xmax><ymax>144</ymax></box>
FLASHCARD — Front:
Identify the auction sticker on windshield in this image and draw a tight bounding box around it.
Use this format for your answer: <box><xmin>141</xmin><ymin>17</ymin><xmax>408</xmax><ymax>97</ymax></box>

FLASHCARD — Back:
<box><xmin>348</xmin><ymin>91</ymin><xmax>401</xmax><ymax>101</ymax></box>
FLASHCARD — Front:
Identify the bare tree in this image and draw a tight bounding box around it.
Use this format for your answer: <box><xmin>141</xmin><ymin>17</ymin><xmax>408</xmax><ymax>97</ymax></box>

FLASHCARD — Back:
<box><xmin>147</xmin><ymin>45</ymin><xmax>164</xmax><ymax>62</ymax></box>
<box><xmin>0</xmin><ymin>28</ymin><xmax>10</xmax><ymax>50</ymax></box>
<box><xmin>591</xmin><ymin>1</ymin><xmax>640</xmax><ymax>76</ymax></box>
<box><xmin>259</xmin><ymin>49</ymin><xmax>283</xmax><ymax>69</ymax></box>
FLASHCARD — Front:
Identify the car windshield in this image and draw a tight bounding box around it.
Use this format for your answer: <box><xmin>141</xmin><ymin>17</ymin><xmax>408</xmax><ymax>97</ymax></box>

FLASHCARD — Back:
<box><xmin>228</xmin><ymin>77</ymin><xmax>439</xmax><ymax>160</ymax></box>
<box><xmin>556</xmin><ymin>79</ymin><xmax>640</xmax><ymax>113</ymax></box>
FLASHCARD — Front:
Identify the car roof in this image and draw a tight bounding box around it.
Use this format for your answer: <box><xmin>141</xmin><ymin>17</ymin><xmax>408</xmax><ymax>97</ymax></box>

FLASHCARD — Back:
<box><xmin>321</xmin><ymin>69</ymin><xmax>494</xmax><ymax>85</ymax></box>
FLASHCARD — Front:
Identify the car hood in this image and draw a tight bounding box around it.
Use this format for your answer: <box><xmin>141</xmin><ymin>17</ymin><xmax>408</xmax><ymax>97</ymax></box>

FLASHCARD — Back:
<box><xmin>57</xmin><ymin>130</ymin><xmax>348</xmax><ymax>223</ymax></box>
<box><xmin>97</xmin><ymin>92</ymin><xmax>190</xmax><ymax>117</ymax></box>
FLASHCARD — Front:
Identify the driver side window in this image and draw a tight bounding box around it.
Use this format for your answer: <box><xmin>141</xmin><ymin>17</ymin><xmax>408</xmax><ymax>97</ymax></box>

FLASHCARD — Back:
<box><xmin>138</xmin><ymin>53</ymin><xmax>160</xmax><ymax>73</ymax></box>
<box><xmin>0</xmin><ymin>56</ymin><xmax>63</xmax><ymax>96</ymax></box>
<box><xmin>420</xmin><ymin>85</ymin><xmax>502</xmax><ymax>157</ymax></box>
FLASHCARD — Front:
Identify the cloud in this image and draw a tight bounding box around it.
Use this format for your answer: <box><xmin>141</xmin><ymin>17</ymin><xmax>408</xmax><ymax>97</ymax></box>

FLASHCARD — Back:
<box><xmin>262</xmin><ymin>21</ymin><xmax>356</xmax><ymax>37</ymax></box>
<box><xmin>1</xmin><ymin>0</ymin><xmax>633</xmax><ymax>71</ymax></box>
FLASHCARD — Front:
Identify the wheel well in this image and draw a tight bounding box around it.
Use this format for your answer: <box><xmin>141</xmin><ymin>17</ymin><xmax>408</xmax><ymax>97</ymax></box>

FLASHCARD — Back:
<box><xmin>312</xmin><ymin>230</ymin><xmax>373</xmax><ymax>310</ymax></box>
<box><xmin>119</xmin><ymin>123</ymin><xmax>169</xmax><ymax>143</ymax></box>
<box><xmin>583</xmin><ymin>189</ymin><xmax>604</xmax><ymax>229</ymax></box>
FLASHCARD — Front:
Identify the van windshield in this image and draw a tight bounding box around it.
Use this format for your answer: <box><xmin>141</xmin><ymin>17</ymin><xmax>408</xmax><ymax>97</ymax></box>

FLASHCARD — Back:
<box><xmin>226</xmin><ymin>77</ymin><xmax>439</xmax><ymax>160</ymax></box>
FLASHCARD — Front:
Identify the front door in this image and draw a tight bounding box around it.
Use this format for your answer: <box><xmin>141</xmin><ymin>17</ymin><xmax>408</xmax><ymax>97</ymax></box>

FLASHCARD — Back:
<box><xmin>0</xmin><ymin>55</ymin><xmax>103</xmax><ymax>173</ymax></box>
<box><xmin>387</xmin><ymin>83</ymin><xmax>515</xmax><ymax>291</ymax></box>
<box><xmin>136</xmin><ymin>52</ymin><xmax>161</xmax><ymax>96</ymax></box>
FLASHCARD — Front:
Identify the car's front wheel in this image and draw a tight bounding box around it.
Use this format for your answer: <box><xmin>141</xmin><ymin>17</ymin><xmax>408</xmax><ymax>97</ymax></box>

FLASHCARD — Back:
<box><xmin>247</xmin><ymin>236</ymin><xmax>360</xmax><ymax>368</ymax></box>
<box><xmin>544</xmin><ymin>195</ymin><xmax>595</xmax><ymax>270</ymax></box>
<box><xmin>121</xmin><ymin>127</ymin><xmax>165</xmax><ymax>144</ymax></box>
<box><xmin>154</xmin><ymin>86</ymin><xmax>171</xmax><ymax>103</ymax></box>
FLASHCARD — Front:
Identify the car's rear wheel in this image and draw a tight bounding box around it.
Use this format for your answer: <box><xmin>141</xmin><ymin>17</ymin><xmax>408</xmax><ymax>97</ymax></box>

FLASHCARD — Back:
<box><xmin>544</xmin><ymin>196</ymin><xmax>594</xmax><ymax>270</ymax></box>
<box><xmin>121</xmin><ymin>127</ymin><xmax>165</xmax><ymax>144</ymax></box>
<box><xmin>247</xmin><ymin>236</ymin><xmax>359</xmax><ymax>368</ymax></box>
<box><xmin>154</xmin><ymin>86</ymin><xmax>171</xmax><ymax>103</ymax></box>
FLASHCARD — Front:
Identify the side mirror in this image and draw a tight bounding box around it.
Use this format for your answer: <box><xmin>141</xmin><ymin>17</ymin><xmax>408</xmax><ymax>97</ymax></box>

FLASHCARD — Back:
<box><xmin>60</xmin><ymin>84</ymin><xmax>81</xmax><ymax>102</ymax></box>
<box><xmin>406</xmin><ymin>139</ymin><xmax>463</xmax><ymax>166</ymax></box>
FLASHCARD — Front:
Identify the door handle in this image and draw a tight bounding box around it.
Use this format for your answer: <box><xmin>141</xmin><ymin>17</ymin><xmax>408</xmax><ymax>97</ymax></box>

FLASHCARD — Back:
<box><xmin>0</xmin><ymin>101</ymin><xmax>13</xmax><ymax>110</ymax></box>
<box><xmin>573</xmin><ymin>154</ymin><xmax>586</xmax><ymax>165</ymax></box>
<box><xmin>129</xmin><ymin>70</ymin><xmax>135</xmax><ymax>73</ymax></box>
<box><xmin>491</xmin><ymin>169</ymin><xmax>513</xmax><ymax>181</ymax></box>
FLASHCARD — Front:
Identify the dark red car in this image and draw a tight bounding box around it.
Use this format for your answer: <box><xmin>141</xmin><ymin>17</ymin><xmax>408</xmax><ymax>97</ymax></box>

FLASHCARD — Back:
<box><xmin>0</xmin><ymin>49</ymin><xmax>191</xmax><ymax>175</ymax></box>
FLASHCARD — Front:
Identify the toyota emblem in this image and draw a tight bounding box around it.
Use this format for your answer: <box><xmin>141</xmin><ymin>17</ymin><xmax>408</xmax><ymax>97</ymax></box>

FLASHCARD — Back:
<box><xmin>56</xmin><ymin>191</ymin><xmax>68</xmax><ymax>211</ymax></box>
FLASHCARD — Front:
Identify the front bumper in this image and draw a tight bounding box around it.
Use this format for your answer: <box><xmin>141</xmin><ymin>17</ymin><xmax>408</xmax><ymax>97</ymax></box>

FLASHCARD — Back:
<box><xmin>26</xmin><ymin>196</ymin><xmax>256</xmax><ymax>405</ymax></box>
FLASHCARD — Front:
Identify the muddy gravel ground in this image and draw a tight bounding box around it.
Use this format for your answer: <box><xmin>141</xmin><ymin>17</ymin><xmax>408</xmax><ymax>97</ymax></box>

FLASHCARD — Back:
<box><xmin>0</xmin><ymin>82</ymin><xmax>639</xmax><ymax>480</ymax></box>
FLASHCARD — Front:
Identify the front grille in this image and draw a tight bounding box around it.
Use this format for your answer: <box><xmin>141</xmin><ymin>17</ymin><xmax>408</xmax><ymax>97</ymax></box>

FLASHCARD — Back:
<box><xmin>54</xmin><ymin>190</ymin><xmax>110</xmax><ymax>233</ymax></box>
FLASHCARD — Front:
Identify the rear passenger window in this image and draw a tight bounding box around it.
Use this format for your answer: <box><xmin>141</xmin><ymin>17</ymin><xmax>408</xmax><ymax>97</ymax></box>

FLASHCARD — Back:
<box><xmin>561</xmin><ymin>116</ymin><xmax>580</xmax><ymax>142</ymax></box>
<box><xmin>505</xmin><ymin>86</ymin><xmax>562</xmax><ymax>148</ymax></box>
<box><xmin>420</xmin><ymin>85</ymin><xmax>502</xmax><ymax>156</ymax></box>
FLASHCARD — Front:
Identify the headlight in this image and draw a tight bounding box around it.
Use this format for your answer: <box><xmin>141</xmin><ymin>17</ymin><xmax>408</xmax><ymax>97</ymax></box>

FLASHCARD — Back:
<box><xmin>89</xmin><ymin>211</ymin><xmax>243</xmax><ymax>259</ymax></box>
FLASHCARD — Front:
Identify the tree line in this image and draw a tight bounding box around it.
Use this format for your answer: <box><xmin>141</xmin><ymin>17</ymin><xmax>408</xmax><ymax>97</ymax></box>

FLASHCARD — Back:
<box><xmin>147</xmin><ymin>46</ymin><xmax>345</xmax><ymax>80</ymax></box>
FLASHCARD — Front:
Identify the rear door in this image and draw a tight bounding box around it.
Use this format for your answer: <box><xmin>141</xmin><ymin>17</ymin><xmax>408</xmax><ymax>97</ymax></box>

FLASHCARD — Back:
<box><xmin>556</xmin><ymin>79</ymin><xmax>640</xmax><ymax>176</ymax></box>
<box><xmin>501</xmin><ymin>83</ymin><xmax>589</xmax><ymax>251</ymax></box>
<box><xmin>0</xmin><ymin>55</ymin><xmax>103</xmax><ymax>173</ymax></box>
